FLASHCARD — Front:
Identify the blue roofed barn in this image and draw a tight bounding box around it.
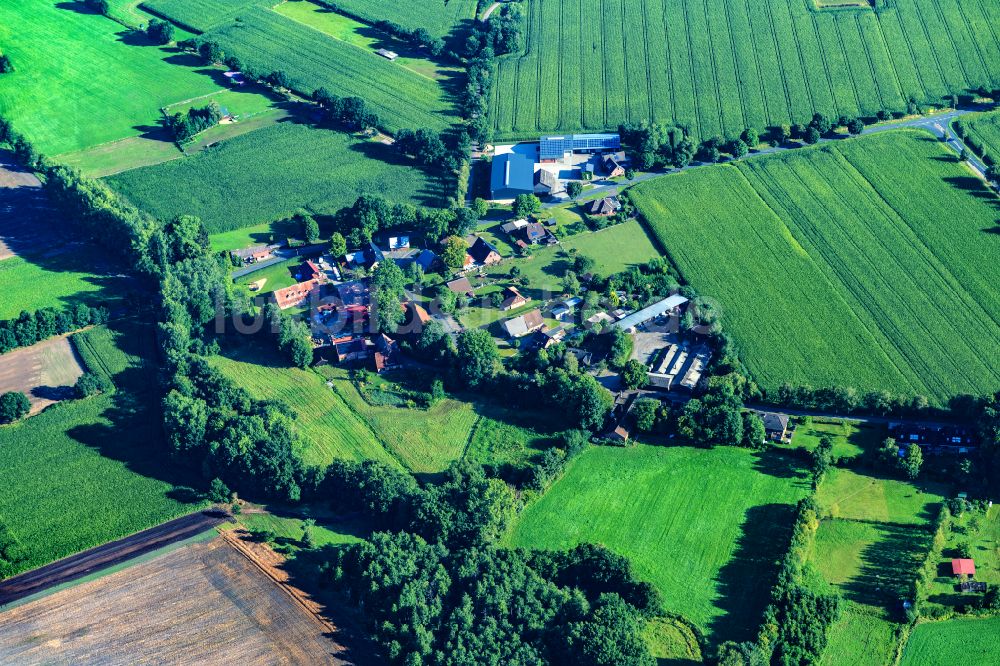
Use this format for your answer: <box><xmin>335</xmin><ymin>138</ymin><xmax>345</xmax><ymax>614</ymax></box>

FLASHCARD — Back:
<box><xmin>490</xmin><ymin>153</ymin><xmax>535</xmax><ymax>200</ymax></box>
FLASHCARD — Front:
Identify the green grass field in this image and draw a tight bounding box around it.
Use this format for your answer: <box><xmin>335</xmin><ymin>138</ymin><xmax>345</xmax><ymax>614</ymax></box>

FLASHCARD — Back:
<box><xmin>489</xmin><ymin>0</ymin><xmax>1000</xmax><ymax>141</ymax></box>
<box><xmin>956</xmin><ymin>109</ymin><xmax>1000</xmax><ymax>163</ymax></box>
<box><xmin>0</xmin><ymin>322</ymin><xmax>199</xmax><ymax>576</ymax></box>
<box><xmin>816</xmin><ymin>468</ymin><xmax>946</xmax><ymax>525</ymax></box>
<box><xmin>631</xmin><ymin>131</ymin><xmax>1000</xmax><ymax>404</ymax></box>
<box><xmin>643</xmin><ymin>616</ymin><xmax>703</xmax><ymax>665</ymax></box>
<box><xmin>0</xmin><ymin>251</ymin><xmax>122</xmax><ymax>320</ymax></box>
<box><xmin>197</xmin><ymin>7</ymin><xmax>455</xmax><ymax>132</ymax></box>
<box><xmin>901</xmin><ymin>616</ymin><xmax>1000</xmax><ymax>666</ymax></box>
<box><xmin>820</xmin><ymin>606</ymin><xmax>901</xmax><ymax>666</ymax></box>
<box><xmin>0</xmin><ymin>0</ymin><xmax>222</xmax><ymax>156</ymax></box>
<box><xmin>208</xmin><ymin>343</ymin><xmax>399</xmax><ymax>469</ymax></box>
<box><xmin>320</xmin><ymin>0</ymin><xmax>479</xmax><ymax>38</ymax></box>
<box><xmin>106</xmin><ymin>122</ymin><xmax>444</xmax><ymax>234</ymax></box>
<box><xmin>788</xmin><ymin>418</ymin><xmax>886</xmax><ymax>460</ymax></box>
<box><xmin>506</xmin><ymin>444</ymin><xmax>810</xmax><ymax>645</ymax></box>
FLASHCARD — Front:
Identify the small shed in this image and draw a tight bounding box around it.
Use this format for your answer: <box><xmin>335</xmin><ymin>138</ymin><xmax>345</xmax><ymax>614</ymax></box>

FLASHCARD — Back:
<box><xmin>952</xmin><ymin>559</ymin><xmax>976</xmax><ymax>577</ymax></box>
<box><xmin>375</xmin><ymin>48</ymin><xmax>399</xmax><ymax>61</ymax></box>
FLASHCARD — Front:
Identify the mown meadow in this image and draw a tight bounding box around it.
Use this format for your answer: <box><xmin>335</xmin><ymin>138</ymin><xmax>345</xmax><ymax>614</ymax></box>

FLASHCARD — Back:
<box><xmin>631</xmin><ymin>130</ymin><xmax>1000</xmax><ymax>403</ymax></box>
<box><xmin>506</xmin><ymin>444</ymin><xmax>811</xmax><ymax>646</ymax></box>
<box><xmin>106</xmin><ymin>122</ymin><xmax>445</xmax><ymax>234</ymax></box>
<box><xmin>489</xmin><ymin>0</ymin><xmax>1000</xmax><ymax>140</ymax></box>
<box><xmin>0</xmin><ymin>0</ymin><xmax>220</xmax><ymax>156</ymax></box>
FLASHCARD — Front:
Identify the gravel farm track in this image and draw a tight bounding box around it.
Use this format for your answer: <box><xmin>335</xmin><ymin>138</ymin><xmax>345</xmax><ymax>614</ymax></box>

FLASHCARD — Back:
<box><xmin>0</xmin><ymin>510</ymin><xmax>227</xmax><ymax>608</ymax></box>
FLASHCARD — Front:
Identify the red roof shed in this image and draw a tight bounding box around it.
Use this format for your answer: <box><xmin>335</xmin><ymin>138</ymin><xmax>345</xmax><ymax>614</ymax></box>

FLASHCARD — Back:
<box><xmin>952</xmin><ymin>558</ymin><xmax>976</xmax><ymax>576</ymax></box>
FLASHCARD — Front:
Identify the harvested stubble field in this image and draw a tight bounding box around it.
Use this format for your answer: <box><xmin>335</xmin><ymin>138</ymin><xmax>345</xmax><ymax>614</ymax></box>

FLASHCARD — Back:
<box><xmin>490</xmin><ymin>0</ymin><xmax>1000</xmax><ymax>140</ymax></box>
<box><xmin>0</xmin><ymin>537</ymin><xmax>348</xmax><ymax>665</ymax></box>
<box><xmin>107</xmin><ymin>122</ymin><xmax>445</xmax><ymax>234</ymax></box>
<box><xmin>631</xmin><ymin>130</ymin><xmax>1000</xmax><ymax>404</ymax></box>
<box><xmin>506</xmin><ymin>444</ymin><xmax>810</xmax><ymax>646</ymax></box>
<box><xmin>0</xmin><ymin>336</ymin><xmax>85</xmax><ymax>415</ymax></box>
<box><xmin>197</xmin><ymin>7</ymin><xmax>455</xmax><ymax>132</ymax></box>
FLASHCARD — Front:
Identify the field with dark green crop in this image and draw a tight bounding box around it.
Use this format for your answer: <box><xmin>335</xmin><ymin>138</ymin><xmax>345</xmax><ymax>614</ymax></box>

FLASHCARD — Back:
<box><xmin>631</xmin><ymin>130</ymin><xmax>1000</xmax><ymax>403</ymax></box>
<box><xmin>325</xmin><ymin>0</ymin><xmax>479</xmax><ymax>37</ymax></box>
<box><xmin>0</xmin><ymin>323</ymin><xmax>198</xmax><ymax>577</ymax></box>
<box><xmin>197</xmin><ymin>7</ymin><xmax>455</xmax><ymax>131</ymax></box>
<box><xmin>489</xmin><ymin>0</ymin><xmax>1000</xmax><ymax>140</ymax></box>
<box><xmin>106</xmin><ymin>122</ymin><xmax>444</xmax><ymax>234</ymax></box>
<box><xmin>956</xmin><ymin>109</ymin><xmax>1000</xmax><ymax>163</ymax></box>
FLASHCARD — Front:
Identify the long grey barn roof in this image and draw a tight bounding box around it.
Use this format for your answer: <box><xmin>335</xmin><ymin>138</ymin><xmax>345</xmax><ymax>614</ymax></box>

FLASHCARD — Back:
<box><xmin>613</xmin><ymin>294</ymin><xmax>689</xmax><ymax>330</ymax></box>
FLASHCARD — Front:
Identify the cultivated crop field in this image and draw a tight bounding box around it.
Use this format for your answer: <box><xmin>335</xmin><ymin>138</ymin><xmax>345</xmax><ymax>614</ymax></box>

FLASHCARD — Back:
<box><xmin>141</xmin><ymin>0</ymin><xmax>274</xmax><ymax>32</ymax></box>
<box><xmin>209</xmin><ymin>343</ymin><xmax>399</xmax><ymax>468</ymax></box>
<box><xmin>631</xmin><ymin>130</ymin><xmax>1000</xmax><ymax>403</ymax></box>
<box><xmin>107</xmin><ymin>122</ymin><xmax>445</xmax><ymax>234</ymax></box>
<box><xmin>900</xmin><ymin>616</ymin><xmax>1000</xmax><ymax>666</ymax></box>
<box><xmin>325</xmin><ymin>0</ymin><xmax>479</xmax><ymax>38</ymax></box>
<box><xmin>0</xmin><ymin>324</ymin><xmax>195</xmax><ymax>577</ymax></box>
<box><xmin>0</xmin><ymin>0</ymin><xmax>221</xmax><ymax>156</ymax></box>
<box><xmin>490</xmin><ymin>0</ymin><xmax>1000</xmax><ymax>140</ymax></box>
<box><xmin>0</xmin><ymin>537</ymin><xmax>347</xmax><ymax>664</ymax></box>
<box><xmin>198</xmin><ymin>7</ymin><xmax>455</xmax><ymax>132</ymax></box>
<box><xmin>506</xmin><ymin>444</ymin><xmax>810</xmax><ymax>645</ymax></box>
<box><xmin>956</xmin><ymin>108</ymin><xmax>1000</xmax><ymax>161</ymax></box>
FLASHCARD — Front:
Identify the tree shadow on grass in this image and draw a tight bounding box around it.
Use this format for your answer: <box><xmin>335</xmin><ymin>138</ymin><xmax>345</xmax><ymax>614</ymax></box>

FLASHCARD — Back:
<box><xmin>840</xmin><ymin>523</ymin><xmax>930</xmax><ymax>616</ymax></box>
<box><xmin>707</xmin><ymin>503</ymin><xmax>798</xmax><ymax>646</ymax></box>
<box><xmin>752</xmin><ymin>448</ymin><xmax>811</xmax><ymax>487</ymax></box>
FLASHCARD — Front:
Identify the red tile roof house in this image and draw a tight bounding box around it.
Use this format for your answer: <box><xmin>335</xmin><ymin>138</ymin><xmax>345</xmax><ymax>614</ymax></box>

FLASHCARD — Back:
<box><xmin>271</xmin><ymin>279</ymin><xmax>320</xmax><ymax>310</ymax></box>
<box><xmin>952</xmin><ymin>558</ymin><xmax>976</xmax><ymax>577</ymax></box>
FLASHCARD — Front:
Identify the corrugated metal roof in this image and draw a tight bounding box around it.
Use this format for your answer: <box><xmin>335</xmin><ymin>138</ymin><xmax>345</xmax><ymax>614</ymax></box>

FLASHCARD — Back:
<box><xmin>491</xmin><ymin>153</ymin><xmax>534</xmax><ymax>196</ymax></box>
<box><xmin>612</xmin><ymin>294</ymin><xmax>689</xmax><ymax>330</ymax></box>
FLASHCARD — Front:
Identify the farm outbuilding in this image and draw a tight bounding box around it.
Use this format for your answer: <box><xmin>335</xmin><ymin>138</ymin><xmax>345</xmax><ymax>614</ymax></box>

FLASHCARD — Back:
<box><xmin>490</xmin><ymin>153</ymin><xmax>534</xmax><ymax>200</ymax></box>
<box><xmin>539</xmin><ymin>133</ymin><xmax>621</xmax><ymax>163</ymax></box>
<box><xmin>952</xmin><ymin>559</ymin><xmax>976</xmax><ymax>577</ymax></box>
<box><xmin>612</xmin><ymin>294</ymin><xmax>689</xmax><ymax>332</ymax></box>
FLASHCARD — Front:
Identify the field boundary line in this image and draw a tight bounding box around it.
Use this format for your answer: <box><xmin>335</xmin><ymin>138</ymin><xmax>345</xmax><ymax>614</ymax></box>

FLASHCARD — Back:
<box><xmin>220</xmin><ymin>531</ymin><xmax>342</xmax><ymax>638</ymax></box>
<box><xmin>459</xmin><ymin>414</ymin><xmax>485</xmax><ymax>461</ymax></box>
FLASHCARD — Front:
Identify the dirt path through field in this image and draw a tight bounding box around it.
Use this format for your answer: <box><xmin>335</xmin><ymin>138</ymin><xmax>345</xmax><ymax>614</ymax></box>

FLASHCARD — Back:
<box><xmin>0</xmin><ymin>335</ymin><xmax>86</xmax><ymax>414</ymax></box>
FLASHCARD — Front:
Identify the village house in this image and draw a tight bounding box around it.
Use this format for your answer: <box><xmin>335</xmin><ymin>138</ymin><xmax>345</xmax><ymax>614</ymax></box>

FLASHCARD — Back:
<box><xmin>500</xmin><ymin>286</ymin><xmax>530</xmax><ymax>311</ymax></box>
<box><xmin>344</xmin><ymin>242</ymin><xmax>385</xmax><ymax>271</ymax></box>
<box><xmin>230</xmin><ymin>243</ymin><xmax>281</xmax><ymax>265</ymax></box>
<box><xmin>586</xmin><ymin>196</ymin><xmax>623</xmax><ymax>217</ymax></box>
<box><xmin>466</xmin><ymin>237</ymin><xmax>502</xmax><ymax>269</ymax></box>
<box><xmin>952</xmin><ymin>558</ymin><xmax>976</xmax><ymax>578</ymax></box>
<box><xmin>601</xmin><ymin>151</ymin><xmax>628</xmax><ymax>177</ymax></box>
<box><xmin>755</xmin><ymin>411</ymin><xmax>790</xmax><ymax>441</ymax></box>
<box><xmin>446</xmin><ymin>276</ymin><xmax>475</xmax><ymax>297</ymax></box>
<box><xmin>501</xmin><ymin>218</ymin><xmax>529</xmax><ymax>235</ymax></box>
<box><xmin>517</xmin><ymin>221</ymin><xmax>552</xmax><ymax>246</ymax></box>
<box><xmin>551</xmin><ymin>297</ymin><xmax>582</xmax><ymax>321</ymax></box>
<box><xmin>503</xmin><ymin>308</ymin><xmax>545</xmax><ymax>338</ymax></box>
<box><xmin>272</xmin><ymin>280</ymin><xmax>320</xmax><ymax>310</ymax></box>
<box><xmin>889</xmin><ymin>423</ymin><xmax>977</xmax><ymax>455</ymax></box>
<box><xmin>373</xmin><ymin>333</ymin><xmax>401</xmax><ymax>373</ymax></box>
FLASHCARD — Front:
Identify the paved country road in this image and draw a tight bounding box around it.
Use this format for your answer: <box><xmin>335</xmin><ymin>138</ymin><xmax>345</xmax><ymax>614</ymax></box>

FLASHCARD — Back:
<box><xmin>0</xmin><ymin>510</ymin><xmax>228</xmax><ymax>609</ymax></box>
<box><xmin>540</xmin><ymin>105</ymin><xmax>994</xmax><ymax>208</ymax></box>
